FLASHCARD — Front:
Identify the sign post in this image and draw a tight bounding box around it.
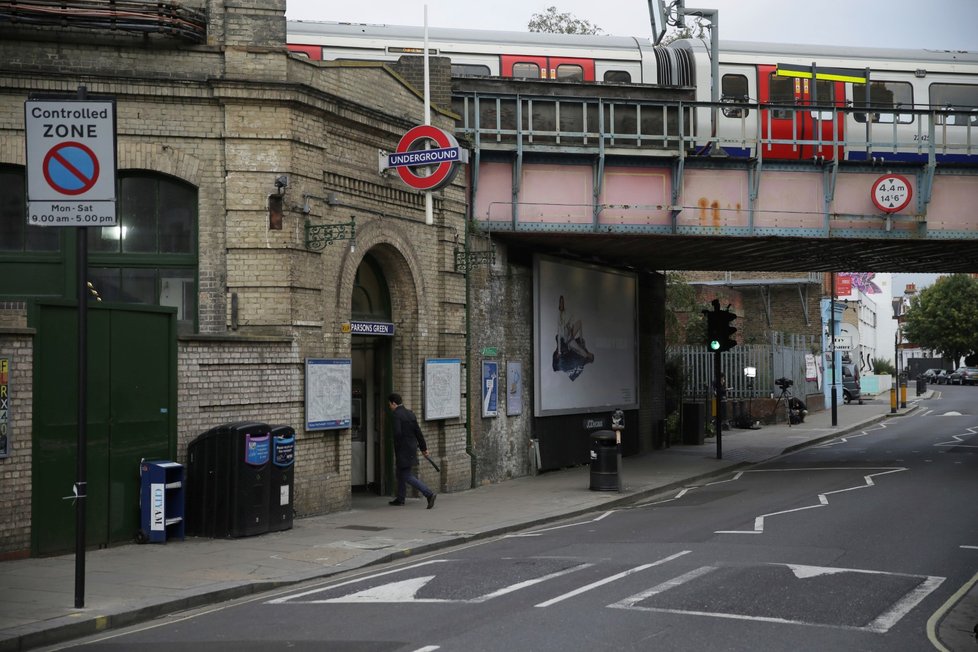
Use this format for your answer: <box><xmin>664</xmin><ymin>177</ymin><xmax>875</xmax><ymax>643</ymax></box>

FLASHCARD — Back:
<box><xmin>25</xmin><ymin>88</ymin><xmax>116</xmax><ymax>609</ymax></box>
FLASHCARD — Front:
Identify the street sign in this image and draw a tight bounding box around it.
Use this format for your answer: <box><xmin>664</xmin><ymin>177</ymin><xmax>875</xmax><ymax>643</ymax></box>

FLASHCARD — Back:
<box><xmin>833</xmin><ymin>334</ymin><xmax>853</xmax><ymax>351</ymax></box>
<box><xmin>871</xmin><ymin>174</ymin><xmax>913</xmax><ymax>214</ymax></box>
<box><xmin>382</xmin><ymin>124</ymin><xmax>468</xmax><ymax>192</ymax></box>
<box><xmin>25</xmin><ymin>99</ymin><xmax>117</xmax><ymax>226</ymax></box>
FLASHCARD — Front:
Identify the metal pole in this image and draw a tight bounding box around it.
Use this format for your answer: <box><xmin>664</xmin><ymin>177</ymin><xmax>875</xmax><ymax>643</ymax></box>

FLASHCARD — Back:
<box><xmin>830</xmin><ymin>273</ymin><xmax>837</xmax><ymax>426</ymax></box>
<box><xmin>74</xmin><ymin>85</ymin><xmax>88</xmax><ymax>609</ymax></box>
<box><xmin>714</xmin><ymin>351</ymin><xmax>722</xmax><ymax>459</ymax></box>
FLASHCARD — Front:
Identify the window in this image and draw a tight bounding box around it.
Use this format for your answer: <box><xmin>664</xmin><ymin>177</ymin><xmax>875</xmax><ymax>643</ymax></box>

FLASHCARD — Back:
<box><xmin>930</xmin><ymin>83</ymin><xmax>978</xmax><ymax>126</ymax></box>
<box><xmin>555</xmin><ymin>64</ymin><xmax>584</xmax><ymax>81</ymax></box>
<box><xmin>512</xmin><ymin>62</ymin><xmax>541</xmax><ymax>79</ymax></box>
<box><xmin>603</xmin><ymin>70</ymin><xmax>631</xmax><ymax>83</ymax></box>
<box><xmin>808</xmin><ymin>80</ymin><xmax>835</xmax><ymax>120</ymax></box>
<box><xmin>0</xmin><ymin>166</ymin><xmax>60</xmax><ymax>253</ymax></box>
<box><xmin>721</xmin><ymin>73</ymin><xmax>750</xmax><ymax>118</ymax></box>
<box><xmin>768</xmin><ymin>73</ymin><xmax>795</xmax><ymax>119</ymax></box>
<box><xmin>451</xmin><ymin>63</ymin><xmax>491</xmax><ymax>77</ymax></box>
<box><xmin>88</xmin><ymin>172</ymin><xmax>197</xmax><ymax>330</ymax></box>
<box><xmin>852</xmin><ymin>80</ymin><xmax>914</xmax><ymax>124</ymax></box>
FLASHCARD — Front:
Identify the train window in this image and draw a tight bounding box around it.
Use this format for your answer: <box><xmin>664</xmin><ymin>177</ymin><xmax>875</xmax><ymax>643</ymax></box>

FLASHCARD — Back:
<box><xmin>603</xmin><ymin>70</ymin><xmax>631</xmax><ymax>83</ymax></box>
<box><xmin>721</xmin><ymin>74</ymin><xmax>749</xmax><ymax>118</ymax></box>
<box><xmin>512</xmin><ymin>62</ymin><xmax>542</xmax><ymax>79</ymax></box>
<box><xmin>809</xmin><ymin>80</ymin><xmax>835</xmax><ymax>120</ymax></box>
<box><xmin>452</xmin><ymin>64</ymin><xmax>491</xmax><ymax>77</ymax></box>
<box><xmin>555</xmin><ymin>64</ymin><xmax>584</xmax><ymax>82</ymax></box>
<box><xmin>930</xmin><ymin>83</ymin><xmax>978</xmax><ymax>126</ymax></box>
<box><xmin>768</xmin><ymin>74</ymin><xmax>795</xmax><ymax>119</ymax></box>
<box><xmin>852</xmin><ymin>81</ymin><xmax>914</xmax><ymax>124</ymax></box>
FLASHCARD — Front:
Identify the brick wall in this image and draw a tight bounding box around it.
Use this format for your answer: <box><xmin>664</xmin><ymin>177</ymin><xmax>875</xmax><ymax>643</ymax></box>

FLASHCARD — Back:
<box><xmin>0</xmin><ymin>330</ymin><xmax>34</xmax><ymax>558</ymax></box>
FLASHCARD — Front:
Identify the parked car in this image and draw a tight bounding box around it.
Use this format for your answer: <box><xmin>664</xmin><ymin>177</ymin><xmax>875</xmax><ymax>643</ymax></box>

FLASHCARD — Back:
<box><xmin>921</xmin><ymin>368</ymin><xmax>942</xmax><ymax>382</ymax></box>
<box><xmin>948</xmin><ymin>367</ymin><xmax>975</xmax><ymax>385</ymax></box>
<box><xmin>959</xmin><ymin>367</ymin><xmax>978</xmax><ymax>385</ymax></box>
<box><xmin>842</xmin><ymin>363</ymin><xmax>862</xmax><ymax>404</ymax></box>
<box><xmin>935</xmin><ymin>369</ymin><xmax>953</xmax><ymax>385</ymax></box>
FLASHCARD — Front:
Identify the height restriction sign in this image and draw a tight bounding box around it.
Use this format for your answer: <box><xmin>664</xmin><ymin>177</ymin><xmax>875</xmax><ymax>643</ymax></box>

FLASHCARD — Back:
<box><xmin>25</xmin><ymin>99</ymin><xmax>117</xmax><ymax>226</ymax></box>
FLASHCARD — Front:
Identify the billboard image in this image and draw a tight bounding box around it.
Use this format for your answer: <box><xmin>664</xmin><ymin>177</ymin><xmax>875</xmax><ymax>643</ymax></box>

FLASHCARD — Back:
<box><xmin>533</xmin><ymin>255</ymin><xmax>639</xmax><ymax>416</ymax></box>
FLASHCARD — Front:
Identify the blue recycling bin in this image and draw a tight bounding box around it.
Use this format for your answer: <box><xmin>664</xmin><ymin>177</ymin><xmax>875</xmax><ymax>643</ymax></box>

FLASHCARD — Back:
<box><xmin>268</xmin><ymin>425</ymin><xmax>296</xmax><ymax>532</ymax></box>
<box><xmin>186</xmin><ymin>421</ymin><xmax>271</xmax><ymax>538</ymax></box>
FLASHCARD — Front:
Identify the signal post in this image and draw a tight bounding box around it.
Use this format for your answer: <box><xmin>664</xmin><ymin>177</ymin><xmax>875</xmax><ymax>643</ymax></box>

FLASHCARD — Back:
<box><xmin>702</xmin><ymin>299</ymin><xmax>738</xmax><ymax>460</ymax></box>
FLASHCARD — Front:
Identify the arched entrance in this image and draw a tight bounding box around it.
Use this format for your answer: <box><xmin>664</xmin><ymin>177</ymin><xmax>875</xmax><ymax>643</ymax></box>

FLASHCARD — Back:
<box><xmin>349</xmin><ymin>254</ymin><xmax>393</xmax><ymax>495</ymax></box>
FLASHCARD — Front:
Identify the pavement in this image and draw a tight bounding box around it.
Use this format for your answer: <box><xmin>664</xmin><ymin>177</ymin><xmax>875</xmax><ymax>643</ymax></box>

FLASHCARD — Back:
<box><xmin>1</xmin><ymin>390</ymin><xmax>975</xmax><ymax>651</ymax></box>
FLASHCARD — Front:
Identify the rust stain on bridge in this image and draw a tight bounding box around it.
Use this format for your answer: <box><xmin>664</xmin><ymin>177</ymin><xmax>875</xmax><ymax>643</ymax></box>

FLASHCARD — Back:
<box><xmin>698</xmin><ymin>197</ymin><xmax>722</xmax><ymax>227</ymax></box>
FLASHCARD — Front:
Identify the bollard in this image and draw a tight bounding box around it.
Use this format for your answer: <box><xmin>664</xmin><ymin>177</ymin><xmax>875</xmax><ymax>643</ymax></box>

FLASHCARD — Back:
<box><xmin>890</xmin><ymin>386</ymin><xmax>897</xmax><ymax>414</ymax></box>
<box><xmin>900</xmin><ymin>380</ymin><xmax>907</xmax><ymax>408</ymax></box>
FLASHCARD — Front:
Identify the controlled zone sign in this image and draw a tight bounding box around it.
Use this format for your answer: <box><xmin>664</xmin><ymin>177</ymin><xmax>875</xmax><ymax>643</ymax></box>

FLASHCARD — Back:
<box><xmin>381</xmin><ymin>124</ymin><xmax>469</xmax><ymax>192</ymax></box>
<box><xmin>25</xmin><ymin>99</ymin><xmax>117</xmax><ymax>226</ymax></box>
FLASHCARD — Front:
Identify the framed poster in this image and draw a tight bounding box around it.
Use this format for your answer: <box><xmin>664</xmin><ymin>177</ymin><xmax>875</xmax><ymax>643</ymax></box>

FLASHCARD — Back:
<box><xmin>533</xmin><ymin>254</ymin><xmax>639</xmax><ymax>417</ymax></box>
<box><xmin>506</xmin><ymin>361</ymin><xmax>523</xmax><ymax>416</ymax></box>
<box><xmin>424</xmin><ymin>358</ymin><xmax>461</xmax><ymax>420</ymax></box>
<box><xmin>482</xmin><ymin>360</ymin><xmax>499</xmax><ymax>417</ymax></box>
<box><xmin>305</xmin><ymin>358</ymin><xmax>352</xmax><ymax>430</ymax></box>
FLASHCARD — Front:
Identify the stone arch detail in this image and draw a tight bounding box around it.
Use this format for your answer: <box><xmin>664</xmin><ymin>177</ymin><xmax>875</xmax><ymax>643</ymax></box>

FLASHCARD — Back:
<box><xmin>117</xmin><ymin>142</ymin><xmax>202</xmax><ymax>186</ymax></box>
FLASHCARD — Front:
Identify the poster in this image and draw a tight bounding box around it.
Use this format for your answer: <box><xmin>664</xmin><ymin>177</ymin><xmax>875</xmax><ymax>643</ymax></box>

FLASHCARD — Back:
<box><xmin>482</xmin><ymin>360</ymin><xmax>498</xmax><ymax>417</ymax></box>
<box><xmin>506</xmin><ymin>361</ymin><xmax>523</xmax><ymax>416</ymax></box>
<box><xmin>0</xmin><ymin>358</ymin><xmax>8</xmax><ymax>458</ymax></box>
<box><xmin>424</xmin><ymin>358</ymin><xmax>461</xmax><ymax>420</ymax></box>
<box><xmin>305</xmin><ymin>358</ymin><xmax>352</xmax><ymax>430</ymax></box>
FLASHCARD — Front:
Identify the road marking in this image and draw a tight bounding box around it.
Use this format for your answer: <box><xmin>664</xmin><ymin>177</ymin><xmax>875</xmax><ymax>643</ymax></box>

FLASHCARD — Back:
<box><xmin>510</xmin><ymin>510</ymin><xmax>617</xmax><ymax>537</ymax></box>
<box><xmin>535</xmin><ymin>550</ymin><xmax>691</xmax><ymax>607</ymax></box>
<box><xmin>934</xmin><ymin>426</ymin><xmax>978</xmax><ymax>449</ymax></box>
<box><xmin>268</xmin><ymin>559</ymin><xmax>451</xmax><ymax>604</ymax></box>
<box><xmin>928</xmin><ymin>570</ymin><xmax>978</xmax><ymax>651</ymax></box>
<box><xmin>715</xmin><ymin>467</ymin><xmax>907</xmax><ymax>535</ymax></box>
<box><xmin>961</xmin><ymin>545</ymin><xmax>978</xmax><ymax>550</ymax></box>
<box><xmin>608</xmin><ymin>566</ymin><xmax>717</xmax><ymax>609</ymax></box>
<box><xmin>813</xmin><ymin>422</ymin><xmax>887</xmax><ymax>448</ymax></box>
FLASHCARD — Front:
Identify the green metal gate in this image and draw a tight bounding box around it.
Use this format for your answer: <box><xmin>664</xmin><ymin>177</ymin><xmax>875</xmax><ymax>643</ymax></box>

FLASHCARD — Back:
<box><xmin>31</xmin><ymin>301</ymin><xmax>177</xmax><ymax>556</ymax></box>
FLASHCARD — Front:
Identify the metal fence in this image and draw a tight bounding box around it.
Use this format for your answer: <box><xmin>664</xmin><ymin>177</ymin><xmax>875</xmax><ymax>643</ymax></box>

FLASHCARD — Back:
<box><xmin>669</xmin><ymin>332</ymin><xmax>820</xmax><ymax>401</ymax></box>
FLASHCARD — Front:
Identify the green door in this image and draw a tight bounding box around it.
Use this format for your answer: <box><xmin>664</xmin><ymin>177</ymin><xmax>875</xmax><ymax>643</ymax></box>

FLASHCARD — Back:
<box><xmin>32</xmin><ymin>301</ymin><xmax>177</xmax><ymax>555</ymax></box>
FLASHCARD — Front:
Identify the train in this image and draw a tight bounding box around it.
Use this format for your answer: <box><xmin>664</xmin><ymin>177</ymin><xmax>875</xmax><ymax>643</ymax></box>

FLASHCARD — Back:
<box><xmin>286</xmin><ymin>20</ymin><xmax>978</xmax><ymax>163</ymax></box>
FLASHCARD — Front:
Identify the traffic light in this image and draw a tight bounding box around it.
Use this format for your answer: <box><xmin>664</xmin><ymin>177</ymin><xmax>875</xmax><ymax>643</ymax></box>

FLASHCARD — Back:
<box><xmin>703</xmin><ymin>299</ymin><xmax>738</xmax><ymax>352</ymax></box>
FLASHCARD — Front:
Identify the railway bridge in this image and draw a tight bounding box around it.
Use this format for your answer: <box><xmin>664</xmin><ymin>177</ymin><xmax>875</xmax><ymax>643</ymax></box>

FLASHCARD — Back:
<box><xmin>450</xmin><ymin>77</ymin><xmax>978</xmax><ymax>273</ymax></box>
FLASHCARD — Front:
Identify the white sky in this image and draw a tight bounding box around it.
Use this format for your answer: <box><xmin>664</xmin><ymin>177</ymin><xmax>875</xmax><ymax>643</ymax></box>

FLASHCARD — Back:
<box><xmin>287</xmin><ymin>1</ymin><xmax>977</xmax><ymax>51</ymax></box>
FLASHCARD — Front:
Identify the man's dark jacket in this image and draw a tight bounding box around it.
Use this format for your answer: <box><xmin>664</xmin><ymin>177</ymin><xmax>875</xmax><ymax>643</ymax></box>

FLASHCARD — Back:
<box><xmin>391</xmin><ymin>404</ymin><xmax>427</xmax><ymax>468</ymax></box>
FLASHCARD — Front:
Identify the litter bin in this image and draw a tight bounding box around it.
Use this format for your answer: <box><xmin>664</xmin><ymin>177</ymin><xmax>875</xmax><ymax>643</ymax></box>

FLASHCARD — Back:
<box><xmin>589</xmin><ymin>430</ymin><xmax>618</xmax><ymax>491</ymax></box>
<box><xmin>186</xmin><ymin>421</ymin><xmax>271</xmax><ymax>538</ymax></box>
<box><xmin>916</xmin><ymin>378</ymin><xmax>926</xmax><ymax>396</ymax></box>
<box><xmin>681</xmin><ymin>402</ymin><xmax>705</xmax><ymax>445</ymax></box>
<box><xmin>268</xmin><ymin>425</ymin><xmax>296</xmax><ymax>532</ymax></box>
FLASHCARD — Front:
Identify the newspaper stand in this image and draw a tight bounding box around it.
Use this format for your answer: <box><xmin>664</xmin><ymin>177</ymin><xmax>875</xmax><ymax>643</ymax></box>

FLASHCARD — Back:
<box><xmin>138</xmin><ymin>460</ymin><xmax>185</xmax><ymax>544</ymax></box>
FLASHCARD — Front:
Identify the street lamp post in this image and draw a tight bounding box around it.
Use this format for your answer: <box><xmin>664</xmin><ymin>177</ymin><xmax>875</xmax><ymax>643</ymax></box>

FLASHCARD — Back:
<box><xmin>892</xmin><ymin>297</ymin><xmax>902</xmax><ymax>413</ymax></box>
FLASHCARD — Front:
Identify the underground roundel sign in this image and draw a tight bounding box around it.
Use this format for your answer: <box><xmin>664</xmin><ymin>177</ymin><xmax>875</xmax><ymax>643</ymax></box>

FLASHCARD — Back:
<box><xmin>388</xmin><ymin>125</ymin><xmax>466</xmax><ymax>192</ymax></box>
<box><xmin>871</xmin><ymin>174</ymin><xmax>913</xmax><ymax>213</ymax></box>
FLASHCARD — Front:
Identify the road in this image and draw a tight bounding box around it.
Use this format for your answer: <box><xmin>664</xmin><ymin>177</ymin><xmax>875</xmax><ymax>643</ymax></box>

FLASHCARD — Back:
<box><xmin>51</xmin><ymin>388</ymin><xmax>978</xmax><ymax>652</ymax></box>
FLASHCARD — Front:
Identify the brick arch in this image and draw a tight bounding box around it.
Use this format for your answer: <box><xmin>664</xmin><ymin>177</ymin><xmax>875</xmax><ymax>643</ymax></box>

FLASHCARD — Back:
<box><xmin>117</xmin><ymin>142</ymin><xmax>201</xmax><ymax>186</ymax></box>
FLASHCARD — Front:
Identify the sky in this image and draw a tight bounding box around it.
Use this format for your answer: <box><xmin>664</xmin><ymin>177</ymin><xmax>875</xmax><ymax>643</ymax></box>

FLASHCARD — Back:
<box><xmin>287</xmin><ymin>1</ymin><xmax>978</xmax><ymax>51</ymax></box>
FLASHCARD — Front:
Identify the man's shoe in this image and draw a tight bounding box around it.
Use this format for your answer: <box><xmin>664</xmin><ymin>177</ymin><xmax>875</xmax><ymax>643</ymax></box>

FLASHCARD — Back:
<box><xmin>389</xmin><ymin>499</ymin><xmax>404</xmax><ymax>506</ymax></box>
<box><xmin>426</xmin><ymin>494</ymin><xmax>437</xmax><ymax>509</ymax></box>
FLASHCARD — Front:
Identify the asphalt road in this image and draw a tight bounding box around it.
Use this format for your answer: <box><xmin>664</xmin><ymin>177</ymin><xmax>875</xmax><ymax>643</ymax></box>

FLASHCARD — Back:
<box><xmin>50</xmin><ymin>388</ymin><xmax>978</xmax><ymax>652</ymax></box>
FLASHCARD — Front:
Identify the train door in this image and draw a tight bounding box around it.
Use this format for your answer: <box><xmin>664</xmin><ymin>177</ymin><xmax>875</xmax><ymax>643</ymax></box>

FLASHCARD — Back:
<box><xmin>758</xmin><ymin>64</ymin><xmax>844</xmax><ymax>160</ymax></box>
<box><xmin>500</xmin><ymin>55</ymin><xmax>594</xmax><ymax>81</ymax></box>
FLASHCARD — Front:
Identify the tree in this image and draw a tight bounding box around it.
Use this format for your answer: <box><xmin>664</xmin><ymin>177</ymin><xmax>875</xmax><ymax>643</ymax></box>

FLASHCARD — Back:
<box><xmin>664</xmin><ymin>271</ymin><xmax>699</xmax><ymax>345</ymax></box>
<box><xmin>902</xmin><ymin>274</ymin><xmax>978</xmax><ymax>366</ymax></box>
<box><xmin>527</xmin><ymin>6</ymin><xmax>602</xmax><ymax>35</ymax></box>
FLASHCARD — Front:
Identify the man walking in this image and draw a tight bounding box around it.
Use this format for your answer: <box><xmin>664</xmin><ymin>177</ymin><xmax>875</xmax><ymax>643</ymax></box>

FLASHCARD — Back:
<box><xmin>388</xmin><ymin>392</ymin><xmax>437</xmax><ymax>509</ymax></box>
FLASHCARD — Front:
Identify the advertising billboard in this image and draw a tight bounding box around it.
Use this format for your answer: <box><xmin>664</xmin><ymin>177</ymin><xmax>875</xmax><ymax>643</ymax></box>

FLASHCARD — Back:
<box><xmin>533</xmin><ymin>255</ymin><xmax>638</xmax><ymax>416</ymax></box>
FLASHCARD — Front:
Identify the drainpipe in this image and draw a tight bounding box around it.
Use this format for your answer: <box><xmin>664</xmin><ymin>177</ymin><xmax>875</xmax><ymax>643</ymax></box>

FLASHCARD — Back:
<box><xmin>464</xmin><ymin>164</ymin><xmax>477</xmax><ymax>488</ymax></box>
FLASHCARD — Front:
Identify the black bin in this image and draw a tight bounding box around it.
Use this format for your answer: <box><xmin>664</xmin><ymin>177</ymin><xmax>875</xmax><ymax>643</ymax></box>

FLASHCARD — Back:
<box><xmin>268</xmin><ymin>425</ymin><xmax>296</xmax><ymax>532</ymax></box>
<box><xmin>916</xmin><ymin>378</ymin><xmax>926</xmax><ymax>396</ymax></box>
<box><xmin>589</xmin><ymin>430</ymin><xmax>618</xmax><ymax>491</ymax></box>
<box><xmin>186</xmin><ymin>421</ymin><xmax>271</xmax><ymax>538</ymax></box>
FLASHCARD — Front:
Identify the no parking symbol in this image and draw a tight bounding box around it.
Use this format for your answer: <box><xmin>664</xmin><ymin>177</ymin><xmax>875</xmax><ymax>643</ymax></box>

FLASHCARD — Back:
<box><xmin>25</xmin><ymin>99</ymin><xmax>117</xmax><ymax>226</ymax></box>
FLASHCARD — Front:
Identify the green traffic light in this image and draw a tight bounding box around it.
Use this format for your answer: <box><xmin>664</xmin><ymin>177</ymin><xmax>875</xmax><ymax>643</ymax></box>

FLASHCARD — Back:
<box><xmin>710</xmin><ymin>340</ymin><xmax>721</xmax><ymax>351</ymax></box>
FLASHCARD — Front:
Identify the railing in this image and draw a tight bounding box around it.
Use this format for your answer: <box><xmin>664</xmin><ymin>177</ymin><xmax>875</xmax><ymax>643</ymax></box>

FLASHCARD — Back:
<box><xmin>453</xmin><ymin>92</ymin><xmax>977</xmax><ymax>160</ymax></box>
<box><xmin>669</xmin><ymin>332</ymin><xmax>820</xmax><ymax>401</ymax></box>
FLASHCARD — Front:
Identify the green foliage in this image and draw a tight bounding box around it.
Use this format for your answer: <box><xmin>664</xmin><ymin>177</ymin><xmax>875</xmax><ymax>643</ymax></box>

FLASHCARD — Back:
<box><xmin>902</xmin><ymin>274</ymin><xmax>978</xmax><ymax>364</ymax></box>
<box><xmin>665</xmin><ymin>271</ymin><xmax>699</xmax><ymax>345</ymax></box>
<box><xmin>527</xmin><ymin>6</ymin><xmax>603</xmax><ymax>34</ymax></box>
<box><xmin>871</xmin><ymin>358</ymin><xmax>895</xmax><ymax>376</ymax></box>
<box><xmin>660</xmin><ymin>18</ymin><xmax>709</xmax><ymax>44</ymax></box>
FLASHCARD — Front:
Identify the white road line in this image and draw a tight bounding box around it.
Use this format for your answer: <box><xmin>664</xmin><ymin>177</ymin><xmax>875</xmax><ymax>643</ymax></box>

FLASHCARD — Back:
<box><xmin>509</xmin><ymin>510</ymin><xmax>617</xmax><ymax>537</ymax></box>
<box><xmin>813</xmin><ymin>422</ymin><xmax>887</xmax><ymax>448</ymax></box>
<box><xmin>715</xmin><ymin>467</ymin><xmax>907</xmax><ymax>535</ymax></box>
<box><xmin>961</xmin><ymin>545</ymin><xmax>978</xmax><ymax>550</ymax></box>
<box><xmin>473</xmin><ymin>563</ymin><xmax>593</xmax><ymax>602</ymax></box>
<box><xmin>535</xmin><ymin>550</ymin><xmax>691</xmax><ymax>607</ymax></box>
<box><xmin>268</xmin><ymin>559</ymin><xmax>451</xmax><ymax>604</ymax></box>
<box><xmin>413</xmin><ymin>647</ymin><xmax>440</xmax><ymax>652</ymax></box>
<box><xmin>866</xmin><ymin>575</ymin><xmax>944</xmax><ymax>633</ymax></box>
<box><xmin>608</xmin><ymin>565</ymin><xmax>717</xmax><ymax>609</ymax></box>
<box><xmin>934</xmin><ymin>426</ymin><xmax>978</xmax><ymax>449</ymax></box>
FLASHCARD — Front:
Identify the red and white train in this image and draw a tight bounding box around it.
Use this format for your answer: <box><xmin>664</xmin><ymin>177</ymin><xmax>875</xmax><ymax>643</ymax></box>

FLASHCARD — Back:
<box><xmin>287</xmin><ymin>20</ymin><xmax>978</xmax><ymax>162</ymax></box>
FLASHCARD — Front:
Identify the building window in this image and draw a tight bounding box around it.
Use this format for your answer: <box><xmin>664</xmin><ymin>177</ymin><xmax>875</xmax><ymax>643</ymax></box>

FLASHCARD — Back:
<box><xmin>88</xmin><ymin>172</ymin><xmax>198</xmax><ymax>330</ymax></box>
<box><xmin>0</xmin><ymin>166</ymin><xmax>60</xmax><ymax>252</ymax></box>
<box><xmin>852</xmin><ymin>80</ymin><xmax>914</xmax><ymax>124</ymax></box>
